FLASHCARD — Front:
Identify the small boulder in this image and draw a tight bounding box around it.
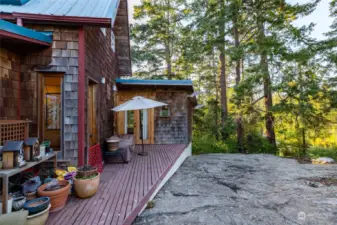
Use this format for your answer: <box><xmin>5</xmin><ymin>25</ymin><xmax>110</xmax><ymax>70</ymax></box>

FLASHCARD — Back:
<box><xmin>312</xmin><ymin>157</ymin><xmax>335</xmax><ymax>164</ymax></box>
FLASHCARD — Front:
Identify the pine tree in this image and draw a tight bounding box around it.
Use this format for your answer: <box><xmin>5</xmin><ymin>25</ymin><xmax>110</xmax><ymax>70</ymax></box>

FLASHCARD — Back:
<box><xmin>131</xmin><ymin>0</ymin><xmax>188</xmax><ymax>79</ymax></box>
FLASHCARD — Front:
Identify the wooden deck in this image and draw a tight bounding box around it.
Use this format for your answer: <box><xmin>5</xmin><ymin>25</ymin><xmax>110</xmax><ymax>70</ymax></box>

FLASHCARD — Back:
<box><xmin>47</xmin><ymin>144</ymin><xmax>188</xmax><ymax>225</ymax></box>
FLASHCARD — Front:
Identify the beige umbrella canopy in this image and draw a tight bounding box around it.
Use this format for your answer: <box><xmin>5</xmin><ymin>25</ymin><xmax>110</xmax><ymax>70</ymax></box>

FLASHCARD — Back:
<box><xmin>112</xmin><ymin>96</ymin><xmax>167</xmax><ymax>112</ymax></box>
<box><xmin>112</xmin><ymin>96</ymin><xmax>167</xmax><ymax>155</ymax></box>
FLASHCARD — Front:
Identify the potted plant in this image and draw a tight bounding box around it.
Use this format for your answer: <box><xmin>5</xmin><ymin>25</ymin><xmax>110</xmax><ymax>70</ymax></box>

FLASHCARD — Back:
<box><xmin>76</xmin><ymin>165</ymin><xmax>97</xmax><ymax>177</ymax></box>
<box><xmin>37</xmin><ymin>179</ymin><xmax>70</xmax><ymax>212</ymax></box>
<box><xmin>73</xmin><ymin>165</ymin><xmax>100</xmax><ymax>199</ymax></box>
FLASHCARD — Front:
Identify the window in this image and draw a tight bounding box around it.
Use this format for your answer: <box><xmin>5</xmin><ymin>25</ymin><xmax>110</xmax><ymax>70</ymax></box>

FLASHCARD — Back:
<box><xmin>160</xmin><ymin>105</ymin><xmax>170</xmax><ymax>117</ymax></box>
<box><xmin>100</xmin><ymin>28</ymin><xmax>106</xmax><ymax>36</ymax></box>
<box><xmin>125</xmin><ymin>111</ymin><xmax>134</xmax><ymax>134</ymax></box>
<box><xmin>111</xmin><ymin>31</ymin><xmax>115</xmax><ymax>52</ymax></box>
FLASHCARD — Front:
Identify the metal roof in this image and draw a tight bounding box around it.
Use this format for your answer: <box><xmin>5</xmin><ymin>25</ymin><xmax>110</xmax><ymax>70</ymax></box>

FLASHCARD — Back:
<box><xmin>0</xmin><ymin>0</ymin><xmax>120</xmax><ymax>22</ymax></box>
<box><xmin>116</xmin><ymin>79</ymin><xmax>193</xmax><ymax>86</ymax></box>
<box><xmin>0</xmin><ymin>19</ymin><xmax>52</xmax><ymax>44</ymax></box>
<box><xmin>24</xmin><ymin>137</ymin><xmax>39</xmax><ymax>146</ymax></box>
<box><xmin>0</xmin><ymin>0</ymin><xmax>30</xmax><ymax>5</ymax></box>
<box><xmin>2</xmin><ymin>141</ymin><xmax>24</xmax><ymax>151</ymax></box>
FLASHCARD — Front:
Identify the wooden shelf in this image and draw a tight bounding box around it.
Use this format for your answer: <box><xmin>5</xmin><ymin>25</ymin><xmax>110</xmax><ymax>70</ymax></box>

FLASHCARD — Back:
<box><xmin>0</xmin><ymin>153</ymin><xmax>56</xmax><ymax>178</ymax></box>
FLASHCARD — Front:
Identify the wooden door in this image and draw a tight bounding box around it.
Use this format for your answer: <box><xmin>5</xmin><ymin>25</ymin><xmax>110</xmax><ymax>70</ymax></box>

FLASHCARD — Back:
<box><xmin>88</xmin><ymin>84</ymin><xmax>97</xmax><ymax>147</ymax></box>
<box><xmin>116</xmin><ymin>91</ymin><xmax>155</xmax><ymax>144</ymax></box>
<box><xmin>39</xmin><ymin>74</ymin><xmax>63</xmax><ymax>151</ymax></box>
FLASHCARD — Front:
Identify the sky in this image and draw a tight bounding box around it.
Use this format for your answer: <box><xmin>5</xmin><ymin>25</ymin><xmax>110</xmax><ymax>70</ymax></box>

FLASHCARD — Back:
<box><xmin>127</xmin><ymin>0</ymin><xmax>333</xmax><ymax>40</ymax></box>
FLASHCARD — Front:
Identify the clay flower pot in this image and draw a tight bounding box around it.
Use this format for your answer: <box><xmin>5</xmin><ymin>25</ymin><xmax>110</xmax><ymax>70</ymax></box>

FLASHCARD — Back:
<box><xmin>74</xmin><ymin>173</ymin><xmax>100</xmax><ymax>199</ymax></box>
<box><xmin>37</xmin><ymin>180</ymin><xmax>70</xmax><ymax>212</ymax></box>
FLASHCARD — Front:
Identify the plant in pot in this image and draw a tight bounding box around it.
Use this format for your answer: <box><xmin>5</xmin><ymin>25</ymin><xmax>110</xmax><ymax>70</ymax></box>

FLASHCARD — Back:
<box><xmin>37</xmin><ymin>179</ymin><xmax>70</xmax><ymax>212</ymax></box>
<box><xmin>73</xmin><ymin>165</ymin><xmax>100</xmax><ymax>199</ymax></box>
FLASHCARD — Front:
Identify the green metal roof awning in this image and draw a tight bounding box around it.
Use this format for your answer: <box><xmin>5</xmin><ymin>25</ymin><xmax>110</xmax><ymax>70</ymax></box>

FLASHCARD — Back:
<box><xmin>116</xmin><ymin>79</ymin><xmax>193</xmax><ymax>87</ymax></box>
<box><xmin>116</xmin><ymin>79</ymin><xmax>197</xmax><ymax>105</ymax></box>
<box><xmin>0</xmin><ymin>19</ymin><xmax>52</xmax><ymax>46</ymax></box>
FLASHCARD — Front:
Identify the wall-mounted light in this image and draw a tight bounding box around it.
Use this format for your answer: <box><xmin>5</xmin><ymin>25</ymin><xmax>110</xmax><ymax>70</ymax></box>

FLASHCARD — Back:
<box><xmin>113</xmin><ymin>84</ymin><xmax>117</xmax><ymax>91</ymax></box>
<box><xmin>101</xmin><ymin>77</ymin><xmax>106</xmax><ymax>84</ymax></box>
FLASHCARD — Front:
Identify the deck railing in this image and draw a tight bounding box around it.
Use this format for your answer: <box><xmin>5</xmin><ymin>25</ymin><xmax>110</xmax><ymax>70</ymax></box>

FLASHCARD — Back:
<box><xmin>0</xmin><ymin>120</ymin><xmax>31</xmax><ymax>146</ymax></box>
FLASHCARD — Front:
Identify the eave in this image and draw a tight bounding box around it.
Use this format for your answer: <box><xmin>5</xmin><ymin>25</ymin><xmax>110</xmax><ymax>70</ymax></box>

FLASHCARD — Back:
<box><xmin>0</xmin><ymin>13</ymin><xmax>112</xmax><ymax>27</ymax></box>
<box><xmin>0</xmin><ymin>19</ymin><xmax>52</xmax><ymax>46</ymax></box>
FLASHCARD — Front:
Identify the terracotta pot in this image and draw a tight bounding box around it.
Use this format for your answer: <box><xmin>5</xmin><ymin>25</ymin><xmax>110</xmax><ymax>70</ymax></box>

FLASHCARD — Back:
<box><xmin>74</xmin><ymin>173</ymin><xmax>100</xmax><ymax>199</ymax></box>
<box><xmin>76</xmin><ymin>167</ymin><xmax>97</xmax><ymax>178</ymax></box>
<box><xmin>37</xmin><ymin>180</ymin><xmax>70</xmax><ymax>212</ymax></box>
<box><xmin>26</xmin><ymin>204</ymin><xmax>51</xmax><ymax>225</ymax></box>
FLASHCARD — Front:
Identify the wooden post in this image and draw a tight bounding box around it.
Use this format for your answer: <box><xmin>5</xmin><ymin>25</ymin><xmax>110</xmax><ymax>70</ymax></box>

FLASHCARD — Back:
<box><xmin>53</xmin><ymin>154</ymin><xmax>57</xmax><ymax>174</ymax></box>
<box><xmin>24</xmin><ymin>121</ymin><xmax>29</xmax><ymax>140</ymax></box>
<box><xmin>78</xmin><ymin>27</ymin><xmax>85</xmax><ymax>166</ymax></box>
<box><xmin>2</xmin><ymin>176</ymin><xmax>9</xmax><ymax>214</ymax></box>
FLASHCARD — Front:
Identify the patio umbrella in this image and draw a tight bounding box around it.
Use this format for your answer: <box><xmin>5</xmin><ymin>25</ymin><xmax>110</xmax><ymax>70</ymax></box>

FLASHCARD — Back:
<box><xmin>112</xmin><ymin>96</ymin><xmax>167</xmax><ymax>156</ymax></box>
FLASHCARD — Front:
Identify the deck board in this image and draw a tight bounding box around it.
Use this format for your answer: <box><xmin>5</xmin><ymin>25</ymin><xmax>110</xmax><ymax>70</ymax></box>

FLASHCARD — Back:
<box><xmin>47</xmin><ymin>144</ymin><xmax>186</xmax><ymax>225</ymax></box>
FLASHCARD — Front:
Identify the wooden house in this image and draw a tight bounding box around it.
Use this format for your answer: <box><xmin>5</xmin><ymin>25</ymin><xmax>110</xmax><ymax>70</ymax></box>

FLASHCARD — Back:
<box><xmin>0</xmin><ymin>0</ymin><xmax>196</xmax><ymax>166</ymax></box>
<box><xmin>0</xmin><ymin>0</ymin><xmax>131</xmax><ymax>165</ymax></box>
<box><xmin>116</xmin><ymin>79</ymin><xmax>197</xmax><ymax>145</ymax></box>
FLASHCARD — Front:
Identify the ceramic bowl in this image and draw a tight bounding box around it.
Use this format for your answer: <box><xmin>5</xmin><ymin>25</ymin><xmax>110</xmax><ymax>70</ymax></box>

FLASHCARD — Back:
<box><xmin>23</xmin><ymin>197</ymin><xmax>50</xmax><ymax>215</ymax></box>
<box><xmin>12</xmin><ymin>196</ymin><xmax>26</xmax><ymax>211</ymax></box>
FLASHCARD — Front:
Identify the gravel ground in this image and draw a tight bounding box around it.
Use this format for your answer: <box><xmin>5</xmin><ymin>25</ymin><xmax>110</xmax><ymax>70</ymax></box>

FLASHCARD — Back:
<box><xmin>134</xmin><ymin>154</ymin><xmax>337</xmax><ymax>225</ymax></box>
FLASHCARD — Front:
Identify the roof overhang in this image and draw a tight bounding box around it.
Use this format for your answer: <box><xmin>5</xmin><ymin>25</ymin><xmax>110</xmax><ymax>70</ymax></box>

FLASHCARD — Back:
<box><xmin>116</xmin><ymin>79</ymin><xmax>198</xmax><ymax>106</ymax></box>
<box><xmin>0</xmin><ymin>19</ymin><xmax>52</xmax><ymax>47</ymax></box>
<box><xmin>0</xmin><ymin>0</ymin><xmax>121</xmax><ymax>27</ymax></box>
<box><xmin>0</xmin><ymin>0</ymin><xmax>30</xmax><ymax>6</ymax></box>
<box><xmin>0</xmin><ymin>13</ymin><xmax>112</xmax><ymax>27</ymax></box>
<box><xmin>116</xmin><ymin>79</ymin><xmax>194</xmax><ymax>92</ymax></box>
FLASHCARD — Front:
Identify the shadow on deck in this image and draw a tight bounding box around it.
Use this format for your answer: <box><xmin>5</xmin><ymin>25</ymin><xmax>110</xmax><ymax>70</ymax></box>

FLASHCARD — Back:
<box><xmin>47</xmin><ymin>144</ymin><xmax>190</xmax><ymax>225</ymax></box>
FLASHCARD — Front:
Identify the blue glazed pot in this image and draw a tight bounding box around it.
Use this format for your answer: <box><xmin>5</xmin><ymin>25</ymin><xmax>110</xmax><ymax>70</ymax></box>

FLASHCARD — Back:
<box><xmin>23</xmin><ymin>197</ymin><xmax>50</xmax><ymax>215</ymax></box>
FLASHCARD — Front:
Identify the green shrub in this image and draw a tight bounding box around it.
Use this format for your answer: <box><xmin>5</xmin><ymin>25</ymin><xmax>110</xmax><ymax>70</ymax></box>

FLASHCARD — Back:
<box><xmin>192</xmin><ymin>131</ymin><xmax>276</xmax><ymax>155</ymax></box>
<box><xmin>192</xmin><ymin>133</ymin><xmax>238</xmax><ymax>155</ymax></box>
<box><xmin>307</xmin><ymin>146</ymin><xmax>337</xmax><ymax>161</ymax></box>
<box><xmin>278</xmin><ymin>141</ymin><xmax>304</xmax><ymax>158</ymax></box>
<box><xmin>244</xmin><ymin>132</ymin><xmax>276</xmax><ymax>154</ymax></box>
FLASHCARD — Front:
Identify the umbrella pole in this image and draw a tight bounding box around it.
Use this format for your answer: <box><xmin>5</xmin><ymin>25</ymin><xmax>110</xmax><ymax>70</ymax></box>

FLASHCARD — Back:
<box><xmin>138</xmin><ymin>109</ymin><xmax>147</xmax><ymax>156</ymax></box>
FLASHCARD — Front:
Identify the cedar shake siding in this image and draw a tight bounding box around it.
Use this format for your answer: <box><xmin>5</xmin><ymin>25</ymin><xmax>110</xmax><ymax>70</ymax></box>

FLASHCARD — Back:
<box><xmin>0</xmin><ymin>48</ymin><xmax>21</xmax><ymax>120</ymax></box>
<box><xmin>84</xmin><ymin>27</ymin><xmax>118</xmax><ymax>153</ymax></box>
<box><xmin>114</xmin><ymin>0</ymin><xmax>132</xmax><ymax>76</ymax></box>
<box><xmin>24</xmin><ymin>25</ymin><xmax>80</xmax><ymax>163</ymax></box>
<box><xmin>0</xmin><ymin>0</ymin><xmax>132</xmax><ymax>164</ymax></box>
<box><xmin>155</xmin><ymin>91</ymin><xmax>189</xmax><ymax>144</ymax></box>
<box><xmin>1</xmin><ymin>25</ymin><xmax>80</xmax><ymax>163</ymax></box>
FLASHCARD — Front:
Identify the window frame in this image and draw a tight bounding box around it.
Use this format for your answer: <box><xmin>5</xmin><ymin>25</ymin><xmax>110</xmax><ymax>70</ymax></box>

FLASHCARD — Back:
<box><xmin>159</xmin><ymin>105</ymin><xmax>170</xmax><ymax>117</ymax></box>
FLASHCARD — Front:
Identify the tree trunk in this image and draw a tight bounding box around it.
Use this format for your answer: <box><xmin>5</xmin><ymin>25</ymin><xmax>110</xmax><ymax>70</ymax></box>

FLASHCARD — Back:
<box><xmin>302</xmin><ymin>127</ymin><xmax>306</xmax><ymax>156</ymax></box>
<box><xmin>219</xmin><ymin>0</ymin><xmax>228</xmax><ymax>132</ymax></box>
<box><xmin>165</xmin><ymin>0</ymin><xmax>172</xmax><ymax>80</ymax></box>
<box><xmin>257</xmin><ymin>11</ymin><xmax>276</xmax><ymax>148</ymax></box>
<box><xmin>219</xmin><ymin>51</ymin><xmax>228</xmax><ymax>126</ymax></box>
<box><xmin>166</xmin><ymin>48</ymin><xmax>172</xmax><ymax>80</ymax></box>
<box><xmin>212</xmin><ymin>52</ymin><xmax>220</xmax><ymax>140</ymax></box>
<box><xmin>233</xmin><ymin>11</ymin><xmax>244</xmax><ymax>153</ymax></box>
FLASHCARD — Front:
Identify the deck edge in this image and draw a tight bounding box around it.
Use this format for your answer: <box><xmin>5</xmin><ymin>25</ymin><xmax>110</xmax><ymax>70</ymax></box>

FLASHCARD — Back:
<box><xmin>122</xmin><ymin>143</ymin><xmax>192</xmax><ymax>225</ymax></box>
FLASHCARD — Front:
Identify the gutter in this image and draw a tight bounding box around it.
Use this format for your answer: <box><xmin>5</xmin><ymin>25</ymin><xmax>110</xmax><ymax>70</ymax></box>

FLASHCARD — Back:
<box><xmin>0</xmin><ymin>13</ymin><xmax>112</xmax><ymax>27</ymax></box>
